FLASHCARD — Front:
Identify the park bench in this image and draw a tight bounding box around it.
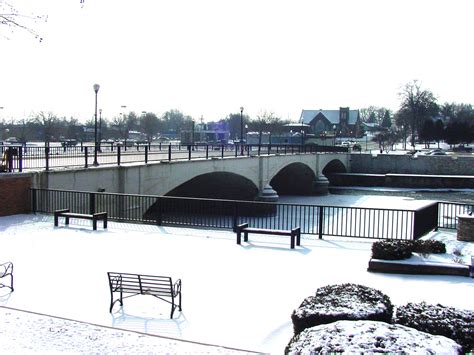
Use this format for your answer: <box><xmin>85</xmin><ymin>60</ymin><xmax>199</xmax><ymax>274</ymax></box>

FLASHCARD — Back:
<box><xmin>235</xmin><ymin>223</ymin><xmax>301</xmax><ymax>249</ymax></box>
<box><xmin>0</xmin><ymin>261</ymin><xmax>14</xmax><ymax>292</ymax></box>
<box><xmin>54</xmin><ymin>209</ymin><xmax>107</xmax><ymax>231</ymax></box>
<box><xmin>107</xmin><ymin>272</ymin><xmax>182</xmax><ymax>319</ymax></box>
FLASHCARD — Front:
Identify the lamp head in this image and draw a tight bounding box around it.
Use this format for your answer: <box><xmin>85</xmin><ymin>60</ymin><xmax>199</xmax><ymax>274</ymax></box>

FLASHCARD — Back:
<box><xmin>93</xmin><ymin>84</ymin><xmax>100</xmax><ymax>93</ymax></box>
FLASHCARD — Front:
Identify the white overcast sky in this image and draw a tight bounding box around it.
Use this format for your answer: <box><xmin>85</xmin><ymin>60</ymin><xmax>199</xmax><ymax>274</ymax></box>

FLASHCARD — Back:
<box><xmin>1</xmin><ymin>0</ymin><xmax>473</xmax><ymax>123</ymax></box>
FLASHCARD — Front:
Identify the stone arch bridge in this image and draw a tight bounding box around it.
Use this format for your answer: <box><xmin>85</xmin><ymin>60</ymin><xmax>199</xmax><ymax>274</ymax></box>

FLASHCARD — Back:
<box><xmin>31</xmin><ymin>153</ymin><xmax>350</xmax><ymax>200</ymax></box>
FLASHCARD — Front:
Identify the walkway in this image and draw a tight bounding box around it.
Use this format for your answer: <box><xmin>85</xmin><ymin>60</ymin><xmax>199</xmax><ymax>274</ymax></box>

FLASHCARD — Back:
<box><xmin>0</xmin><ymin>211</ymin><xmax>472</xmax><ymax>353</ymax></box>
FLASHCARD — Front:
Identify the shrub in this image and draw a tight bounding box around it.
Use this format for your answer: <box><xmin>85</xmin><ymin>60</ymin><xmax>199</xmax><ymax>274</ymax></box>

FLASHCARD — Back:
<box><xmin>285</xmin><ymin>320</ymin><xmax>462</xmax><ymax>354</ymax></box>
<box><xmin>411</xmin><ymin>240</ymin><xmax>446</xmax><ymax>254</ymax></box>
<box><xmin>371</xmin><ymin>240</ymin><xmax>413</xmax><ymax>260</ymax></box>
<box><xmin>371</xmin><ymin>240</ymin><xmax>446</xmax><ymax>260</ymax></box>
<box><xmin>291</xmin><ymin>283</ymin><xmax>393</xmax><ymax>335</ymax></box>
<box><xmin>395</xmin><ymin>302</ymin><xmax>473</xmax><ymax>353</ymax></box>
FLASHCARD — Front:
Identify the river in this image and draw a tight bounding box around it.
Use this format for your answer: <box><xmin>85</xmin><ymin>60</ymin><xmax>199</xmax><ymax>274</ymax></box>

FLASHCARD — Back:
<box><xmin>329</xmin><ymin>186</ymin><xmax>474</xmax><ymax>205</ymax></box>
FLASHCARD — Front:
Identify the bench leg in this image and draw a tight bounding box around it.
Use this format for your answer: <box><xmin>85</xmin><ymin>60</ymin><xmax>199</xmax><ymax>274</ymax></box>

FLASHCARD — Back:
<box><xmin>65</xmin><ymin>217</ymin><xmax>70</xmax><ymax>225</ymax></box>
<box><xmin>290</xmin><ymin>235</ymin><xmax>295</xmax><ymax>249</ymax></box>
<box><xmin>103</xmin><ymin>217</ymin><xmax>107</xmax><ymax>229</ymax></box>
<box><xmin>296</xmin><ymin>231</ymin><xmax>301</xmax><ymax>246</ymax></box>
<box><xmin>93</xmin><ymin>219</ymin><xmax>97</xmax><ymax>230</ymax></box>
<box><xmin>244</xmin><ymin>231</ymin><xmax>248</xmax><ymax>242</ymax></box>
<box><xmin>54</xmin><ymin>214</ymin><xmax>59</xmax><ymax>227</ymax></box>
<box><xmin>237</xmin><ymin>231</ymin><xmax>241</xmax><ymax>244</ymax></box>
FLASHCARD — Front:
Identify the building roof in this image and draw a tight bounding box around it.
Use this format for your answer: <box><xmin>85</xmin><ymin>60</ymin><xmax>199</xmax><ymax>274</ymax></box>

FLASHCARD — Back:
<box><xmin>300</xmin><ymin>109</ymin><xmax>359</xmax><ymax>125</ymax></box>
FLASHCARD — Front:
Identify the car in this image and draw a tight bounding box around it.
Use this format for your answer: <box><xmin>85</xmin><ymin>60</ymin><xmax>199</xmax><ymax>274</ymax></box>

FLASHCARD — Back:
<box><xmin>424</xmin><ymin>148</ymin><xmax>445</xmax><ymax>155</ymax></box>
<box><xmin>453</xmin><ymin>145</ymin><xmax>473</xmax><ymax>153</ymax></box>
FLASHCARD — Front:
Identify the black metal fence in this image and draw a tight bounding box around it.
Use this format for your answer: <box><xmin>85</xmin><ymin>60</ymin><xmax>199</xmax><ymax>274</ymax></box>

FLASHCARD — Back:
<box><xmin>29</xmin><ymin>188</ymin><xmax>460</xmax><ymax>240</ymax></box>
<box><xmin>437</xmin><ymin>202</ymin><xmax>474</xmax><ymax>229</ymax></box>
<box><xmin>1</xmin><ymin>143</ymin><xmax>348</xmax><ymax>172</ymax></box>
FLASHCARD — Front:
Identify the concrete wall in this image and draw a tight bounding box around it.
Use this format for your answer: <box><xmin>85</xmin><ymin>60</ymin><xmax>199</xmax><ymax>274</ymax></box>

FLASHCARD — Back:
<box><xmin>0</xmin><ymin>174</ymin><xmax>32</xmax><ymax>216</ymax></box>
<box><xmin>350</xmin><ymin>153</ymin><xmax>474</xmax><ymax>175</ymax></box>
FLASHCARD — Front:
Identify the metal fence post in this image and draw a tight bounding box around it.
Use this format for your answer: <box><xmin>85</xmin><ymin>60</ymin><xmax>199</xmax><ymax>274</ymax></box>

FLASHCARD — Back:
<box><xmin>221</xmin><ymin>145</ymin><xmax>224</xmax><ymax>159</ymax></box>
<box><xmin>45</xmin><ymin>146</ymin><xmax>50</xmax><ymax>171</ymax></box>
<box><xmin>117</xmin><ymin>146</ymin><xmax>121</xmax><ymax>166</ymax></box>
<box><xmin>206</xmin><ymin>145</ymin><xmax>209</xmax><ymax>159</ymax></box>
<box><xmin>168</xmin><ymin>144</ymin><xmax>172</xmax><ymax>161</ymax></box>
<box><xmin>318</xmin><ymin>206</ymin><xmax>324</xmax><ymax>239</ymax></box>
<box><xmin>18</xmin><ymin>146</ymin><xmax>23</xmax><ymax>172</ymax></box>
<box><xmin>84</xmin><ymin>147</ymin><xmax>88</xmax><ymax>168</ymax></box>
<box><xmin>31</xmin><ymin>188</ymin><xmax>37</xmax><ymax>214</ymax></box>
<box><xmin>89</xmin><ymin>192</ymin><xmax>96</xmax><ymax>214</ymax></box>
<box><xmin>232</xmin><ymin>201</ymin><xmax>239</xmax><ymax>231</ymax></box>
<box><xmin>188</xmin><ymin>145</ymin><xmax>192</xmax><ymax>160</ymax></box>
<box><xmin>156</xmin><ymin>197</ymin><xmax>163</xmax><ymax>226</ymax></box>
<box><xmin>145</xmin><ymin>145</ymin><xmax>148</xmax><ymax>164</ymax></box>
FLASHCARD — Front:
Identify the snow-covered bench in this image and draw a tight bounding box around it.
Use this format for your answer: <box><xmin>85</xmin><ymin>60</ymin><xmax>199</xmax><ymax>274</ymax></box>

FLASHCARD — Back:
<box><xmin>235</xmin><ymin>223</ymin><xmax>301</xmax><ymax>249</ymax></box>
<box><xmin>0</xmin><ymin>261</ymin><xmax>14</xmax><ymax>292</ymax></box>
<box><xmin>54</xmin><ymin>209</ymin><xmax>107</xmax><ymax>231</ymax></box>
<box><xmin>107</xmin><ymin>272</ymin><xmax>182</xmax><ymax>319</ymax></box>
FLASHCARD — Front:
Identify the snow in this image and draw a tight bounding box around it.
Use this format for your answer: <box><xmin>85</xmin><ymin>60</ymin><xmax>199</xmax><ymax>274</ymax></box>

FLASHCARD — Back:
<box><xmin>0</xmin><ymin>194</ymin><xmax>473</xmax><ymax>354</ymax></box>
<box><xmin>286</xmin><ymin>320</ymin><xmax>462</xmax><ymax>354</ymax></box>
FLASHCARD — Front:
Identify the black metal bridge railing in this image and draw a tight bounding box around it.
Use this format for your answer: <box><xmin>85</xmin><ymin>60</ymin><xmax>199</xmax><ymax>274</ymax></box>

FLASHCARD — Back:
<box><xmin>1</xmin><ymin>143</ymin><xmax>348</xmax><ymax>173</ymax></box>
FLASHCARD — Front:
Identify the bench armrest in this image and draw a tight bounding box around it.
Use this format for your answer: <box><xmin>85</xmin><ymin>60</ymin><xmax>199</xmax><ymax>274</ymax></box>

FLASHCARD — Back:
<box><xmin>0</xmin><ymin>261</ymin><xmax>13</xmax><ymax>278</ymax></box>
<box><xmin>235</xmin><ymin>223</ymin><xmax>249</xmax><ymax>232</ymax></box>
<box><xmin>173</xmin><ymin>279</ymin><xmax>182</xmax><ymax>296</ymax></box>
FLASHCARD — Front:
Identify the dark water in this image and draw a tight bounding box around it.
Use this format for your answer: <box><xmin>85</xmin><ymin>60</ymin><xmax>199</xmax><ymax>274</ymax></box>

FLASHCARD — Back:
<box><xmin>329</xmin><ymin>187</ymin><xmax>474</xmax><ymax>205</ymax></box>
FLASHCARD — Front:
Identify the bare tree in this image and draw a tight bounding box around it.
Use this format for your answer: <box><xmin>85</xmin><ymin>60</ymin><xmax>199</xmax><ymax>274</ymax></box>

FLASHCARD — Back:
<box><xmin>32</xmin><ymin>111</ymin><xmax>59</xmax><ymax>142</ymax></box>
<box><xmin>398</xmin><ymin>80</ymin><xmax>439</xmax><ymax>148</ymax></box>
<box><xmin>0</xmin><ymin>0</ymin><xmax>48</xmax><ymax>41</ymax></box>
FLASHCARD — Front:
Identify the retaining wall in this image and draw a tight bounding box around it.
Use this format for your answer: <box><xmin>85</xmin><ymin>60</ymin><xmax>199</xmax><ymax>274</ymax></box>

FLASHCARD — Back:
<box><xmin>0</xmin><ymin>174</ymin><xmax>32</xmax><ymax>216</ymax></box>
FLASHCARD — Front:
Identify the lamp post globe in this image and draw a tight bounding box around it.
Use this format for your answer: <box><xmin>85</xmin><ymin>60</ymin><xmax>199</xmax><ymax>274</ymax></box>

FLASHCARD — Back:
<box><xmin>93</xmin><ymin>84</ymin><xmax>100</xmax><ymax>165</ymax></box>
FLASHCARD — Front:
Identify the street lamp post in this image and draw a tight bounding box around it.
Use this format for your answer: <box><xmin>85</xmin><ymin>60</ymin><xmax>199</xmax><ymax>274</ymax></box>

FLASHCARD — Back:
<box><xmin>93</xmin><ymin>83</ymin><xmax>100</xmax><ymax>166</ymax></box>
<box><xmin>98</xmin><ymin>108</ymin><xmax>102</xmax><ymax>152</ymax></box>
<box><xmin>240</xmin><ymin>106</ymin><xmax>244</xmax><ymax>155</ymax></box>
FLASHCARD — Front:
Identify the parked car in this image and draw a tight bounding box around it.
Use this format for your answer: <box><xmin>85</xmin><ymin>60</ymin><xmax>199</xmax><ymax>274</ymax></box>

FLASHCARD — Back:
<box><xmin>453</xmin><ymin>145</ymin><xmax>473</xmax><ymax>153</ymax></box>
<box><xmin>425</xmin><ymin>148</ymin><xmax>446</xmax><ymax>155</ymax></box>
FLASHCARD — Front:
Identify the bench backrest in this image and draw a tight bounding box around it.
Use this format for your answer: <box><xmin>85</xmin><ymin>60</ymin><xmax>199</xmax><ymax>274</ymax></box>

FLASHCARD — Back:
<box><xmin>108</xmin><ymin>272</ymin><xmax>173</xmax><ymax>296</ymax></box>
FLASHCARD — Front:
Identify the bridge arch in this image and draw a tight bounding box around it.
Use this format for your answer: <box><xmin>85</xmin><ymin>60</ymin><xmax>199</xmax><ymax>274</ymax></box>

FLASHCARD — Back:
<box><xmin>322</xmin><ymin>159</ymin><xmax>348</xmax><ymax>175</ymax></box>
<box><xmin>166</xmin><ymin>172</ymin><xmax>259</xmax><ymax>200</ymax></box>
<box><xmin>269</xmin><ymin>162</ymin><xmax>316</xmax><ymax>195</ymax></box>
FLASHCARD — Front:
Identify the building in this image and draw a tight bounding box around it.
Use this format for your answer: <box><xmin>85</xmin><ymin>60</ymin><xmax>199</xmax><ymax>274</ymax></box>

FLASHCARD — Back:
<box><xmin>300</xmin><ymin>107</ymin><xmax>362</xmax><ymax>138</ymax></box>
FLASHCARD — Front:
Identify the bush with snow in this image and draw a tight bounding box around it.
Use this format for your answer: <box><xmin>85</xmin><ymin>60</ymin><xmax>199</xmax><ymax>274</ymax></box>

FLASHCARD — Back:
<box><xmin>285</xmin><ymin>320</ymin><xmax>462</xmax><ymax>354</ymax></box>
<box><xmin>371</xmin><ymin>240</ymin><xmax>413</xmax><ymax>260</ymax></box>
<box><xmin>371</xmin><ymin>240</ymin><xmax>446</xmax><ymax>260</ymax></box>
<box><xmin>291</xmin><ymin>283</ymin><xmax>393</xmax><ymax>335</ymax></box>
<box><xmin>411</xmin><ymin>239</ymin><xmax>446</xmax><ymax>254</ymax></box>
<box><xmin>395</xmin><ymin>302</ymin><xmax>474</xmax><ymax>354</ymax></box>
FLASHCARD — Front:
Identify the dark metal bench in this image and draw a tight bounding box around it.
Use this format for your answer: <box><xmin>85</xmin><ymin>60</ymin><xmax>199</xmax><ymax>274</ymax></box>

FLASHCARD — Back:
<box><xmin>235</xmin><ymin>223</ymin><xmax>301</xmax><ymax>249</ymax></box>
<box><xmin>0</xmin><ymin>261</ymin><xmax>14</xmax><ymax>292</ymax></box>
<box><xmin>54</xmin><ymin>209</ymin><xmax>107</xmax><ymax>231</ymax></box>
<box><xmin>107</xmin><ymin>272</ymin><xmax>182</xmax><ymax>319</ymax></box>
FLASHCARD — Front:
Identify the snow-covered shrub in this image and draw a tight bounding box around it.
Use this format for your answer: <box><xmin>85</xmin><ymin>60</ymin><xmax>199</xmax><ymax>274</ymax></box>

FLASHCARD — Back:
<box><xmin>395</xmin><ymin>302</ymin><xmax>473</xmax><ymax>353</ymax></box>
<box><xmin>371</xmin><ymin>240</ymin><xmax>413</xmax><ymax>260</ymax></box>
<box><xmin>291</xmin><ymin>283</ymin><xmax>393</xmax><ymax>335</ymax></box>
<box><xmin>411</xmin><ymin>239</ymin><xmax>446</xmax><ymax>254</ymax></box>
<box><xmin>285</xmin><ymin>320</ymin><xmax>462</xmax><ymax>354</ymax></box>
<box><xmin>371</xmin><ymin>240</ymin><xmax>446</xmax><ymax>260</ymax></box>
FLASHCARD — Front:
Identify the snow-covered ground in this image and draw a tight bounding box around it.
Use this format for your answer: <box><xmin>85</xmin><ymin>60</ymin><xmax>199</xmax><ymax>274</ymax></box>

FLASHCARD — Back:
<box><xmin>0</xmin><ymin>194</ymin><xmax>473</xmax><ymax>354</ymax></box>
